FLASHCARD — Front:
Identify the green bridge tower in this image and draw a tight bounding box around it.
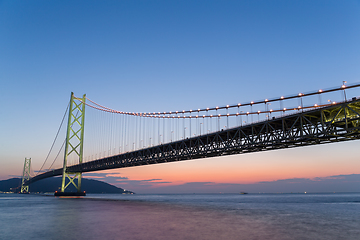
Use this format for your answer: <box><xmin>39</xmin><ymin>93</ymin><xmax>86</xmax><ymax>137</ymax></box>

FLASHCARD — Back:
<box><xmin>20</xmin><ymin>158</ymin><xmax>31</xmax><ymax>193</ymax></box>
<box><xmin>55</xmin><ymin>92</ymin><xmax>86</xmax><ymax>196</ymax></box>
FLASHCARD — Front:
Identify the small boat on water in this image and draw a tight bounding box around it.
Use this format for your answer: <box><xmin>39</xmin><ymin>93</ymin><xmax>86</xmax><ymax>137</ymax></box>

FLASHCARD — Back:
<box><xmin>240</xmin><ymin>192</ymin><xmax>248</xmax><ymax>194</ymax></box>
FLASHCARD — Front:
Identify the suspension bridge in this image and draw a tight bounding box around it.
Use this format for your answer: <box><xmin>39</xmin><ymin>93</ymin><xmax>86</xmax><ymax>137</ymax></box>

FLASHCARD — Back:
<box><xmin>21</xmin><ymin>83</ymin><xmax>360</xmax><ymax>196</ymax></box>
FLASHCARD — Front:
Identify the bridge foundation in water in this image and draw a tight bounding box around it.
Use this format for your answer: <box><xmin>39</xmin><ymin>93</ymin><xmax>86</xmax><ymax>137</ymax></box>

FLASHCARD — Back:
<box><xmin>54</xmin><ymin>191</ymin><xmax>86</xmax><ymax>196</ymax></box>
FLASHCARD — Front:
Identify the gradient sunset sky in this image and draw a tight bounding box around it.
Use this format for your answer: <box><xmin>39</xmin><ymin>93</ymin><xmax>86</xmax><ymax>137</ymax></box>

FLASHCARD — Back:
<box><xmin>1</xmin><ymin>0</ymin><xmax>360</xmax><ymax>193</ymax></box>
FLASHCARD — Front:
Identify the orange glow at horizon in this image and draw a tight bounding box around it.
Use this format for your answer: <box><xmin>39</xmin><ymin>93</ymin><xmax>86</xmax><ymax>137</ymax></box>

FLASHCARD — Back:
<box><xmin>90</xmin><ymin>141</ymin><xmax>360</xmax><ymax>187</ymax></box>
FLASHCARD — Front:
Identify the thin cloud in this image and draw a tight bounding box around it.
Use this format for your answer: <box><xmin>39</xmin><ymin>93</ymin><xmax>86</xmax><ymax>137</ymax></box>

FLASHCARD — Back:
<box><xmin>83</xmin><ymin>172</ymin><xmax>128</xmax><ymax>180</ymax></box>
<box><xmin>105</xmin><ymin>173</ymin><xmax>128</xmax><ymax>178</ymax></box>
<box><xmin>141</xmin><ymin>179</ymin><xmax>166</xmax><ymax>182</ymax></box>
<box><xmin>115</xmin><ymin>179</ymin><xmax>172</xmax><ymax>184</ymax></box>
<box><xmin>82</xmin><ymin>175</ymin><xmax>104</xmax><ymax>179</ymax></box>
<box><xmin>8</xmin><ymin>175</ymin><xmax>21</xmax><ymax>178</ymax></box>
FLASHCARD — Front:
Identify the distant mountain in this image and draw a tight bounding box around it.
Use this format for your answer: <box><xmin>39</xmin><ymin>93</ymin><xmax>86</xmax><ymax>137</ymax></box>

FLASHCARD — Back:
<box><xmin>0</xmin><ymin>177</ymin><xmax>134</xmax><ymax>194</ymax></box>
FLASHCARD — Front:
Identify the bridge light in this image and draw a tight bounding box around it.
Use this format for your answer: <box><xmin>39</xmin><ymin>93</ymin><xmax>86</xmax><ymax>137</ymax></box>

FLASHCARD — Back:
<box><xmin>196</xmin><ymin>115</ymin><xmax>198</xmax><ymax>118</ymax></box>
<box><xmin>342</xmin><ymin>81</ymin><xmax>347</xmax><ymax>88</ymax></box>
<box><xmin>178</xmin><ymin>116</ymin><xmax>180</xmax><ymax>118</ymax></box>
<box><xmin>216</xmin><ymin>106</ymin><xmax>219</xmax><ymax>109</ymax></box>
<box><xmin>250</xmin><ymin>101</ymin><xmax>254</xmax><ymax>105</ymax></box>
<box><xmin>170</xmin><ymin>111</ymin><xmax>172</xmax><ymax>114</ymax></box>
<box><xmin>333</xmin><ymin>101</ymin><xmax>336</xmax><ymax>104</ymax></box>
<box><xmin>314</xmin><ymin>104</ymin><xmax>318</xmax><ymax>107</ymax></box>
<box><xmin>246</xmin><ymin>112</ymin><xmax>249</xmax><ymax>115</ymax></box>
<box><xmin>206</xmin><ymin>107</ymin><xmax>209</xmax><ymax>110</ymax></box>
<box><xmin>257</xmin><ymin>111</ymin><xmax>260</xmax><ymax>113</ymax></box>
<box><xmin>238</xmin><ymin>103</ymin><xmax>241</xmax><ymax>106</ymax></box>
<box><xmin>226</xmin><ymin>105</ymin><xmax>229</xmax><ymax>108</ymax></box>
<box><xmin>281</xmin><ymin>96</ymin><xmax>284</xmax><ymax>99</ymax></box>
<box><xmin>298</xmin><ymin>93</ymin><xmax>303</xmax><ymax>96</ymax></box>
<box><xmin>236</xmin><ymin>113</ymin><xmax>239</xmax><ymax>115</ymax></box>
<box><xmin>176</xmin><ymin>111</ymin><xmax>178</xmax><ymax>113</ymax></box>
<box><xmin>203</xmin><ymin>115</ymin><xmax>205</xmax><ymax>118</ymax></box>
<box><xmin>319</xmin><ymin>89</ymin><xmax>323</xmax><ymax>93</ymax></box>
<box><xmin>283</xmin><ymin>108</ymin><xmax>286</xmax><ymax>111</ymax></box>
<box><xmin>270</xmin><ymin>109</ymin><xmax>273</xmax><ymax>112</ymax></box>
<box><xmin>183</xmin><ymin>110</ymin><xmax>185</xmax><ymax>113</ymax></box>
<box><xmin>227</xmin><ymin>113</ymin><xmax>230</xmax><ymax>116</ymax></box>
<box><xmin>218</xmin><ymin>114</ymin><xmax>221</xmax><ymax>117</ymax></box>
<box><xmin>265</xmin><ymin>99</ymin><xmax>268</xmax><ymax>102</ymax></box>
<box><xmin>198</xmin><ymin>109</ymin><xmax>200</xmax><ymax>111</ymax></box>
<box><xmin>210</xmin><ymin>115</ymin><xmax>213</xmax><ymax>117</ymax></box>
<box><xmin>298</xmin><ymin>106</ymin><xmax>302</xmax><ymax>109</ymax></box>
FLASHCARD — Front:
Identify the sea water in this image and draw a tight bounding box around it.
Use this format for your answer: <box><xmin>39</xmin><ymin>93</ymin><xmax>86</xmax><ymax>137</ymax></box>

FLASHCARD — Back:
<box><xmin>0</xmin><ymin>193</ymin><xmax>359</xmax><ymax>240</ymax></box>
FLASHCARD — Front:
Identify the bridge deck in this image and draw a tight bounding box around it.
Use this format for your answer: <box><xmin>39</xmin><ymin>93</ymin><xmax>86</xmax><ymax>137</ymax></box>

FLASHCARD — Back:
<box><xmin>27</xmin><ymin>99</ymin><xmax>360</xmax><ymax>185</ymax></box>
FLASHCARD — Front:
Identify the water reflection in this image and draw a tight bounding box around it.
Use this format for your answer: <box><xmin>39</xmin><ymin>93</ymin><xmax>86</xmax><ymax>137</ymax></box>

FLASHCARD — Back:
<box><xmin>1</xmin><ymin>193</ymin><xmax>359</xmax><ymax>240</ymax></box>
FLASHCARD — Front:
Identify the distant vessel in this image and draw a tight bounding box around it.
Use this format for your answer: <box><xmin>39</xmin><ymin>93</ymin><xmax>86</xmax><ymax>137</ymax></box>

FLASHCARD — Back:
<box><xmin>240</xmin><ymin>192</ymin><xmax>248</xmax><ymax>194</ymax></box>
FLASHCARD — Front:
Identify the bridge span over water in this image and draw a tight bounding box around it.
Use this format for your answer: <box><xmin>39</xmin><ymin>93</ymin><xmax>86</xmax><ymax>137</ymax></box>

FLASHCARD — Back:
<box><xmin>22</xmin><ymin>83</ymin><xmax>360</xmax><ymax>195</ymax></box>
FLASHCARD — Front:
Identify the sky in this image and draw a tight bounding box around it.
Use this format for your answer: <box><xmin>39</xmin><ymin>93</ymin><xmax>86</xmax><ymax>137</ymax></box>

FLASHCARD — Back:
<box><xmin>1</xmin><ymin>0</ymin><xmax>360</xmax><ymax>193</ymax></box>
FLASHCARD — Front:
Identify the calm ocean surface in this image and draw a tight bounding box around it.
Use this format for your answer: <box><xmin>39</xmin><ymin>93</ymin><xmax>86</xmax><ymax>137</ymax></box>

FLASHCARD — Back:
<box><xmin>1</xmin><ymin>193</ymin><xmax>359</xmax><ymax>240</ymax></box>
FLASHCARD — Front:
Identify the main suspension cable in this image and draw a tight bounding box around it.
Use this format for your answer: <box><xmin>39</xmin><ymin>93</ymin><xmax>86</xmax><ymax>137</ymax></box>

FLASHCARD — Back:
<box><xmin>48</xmin><ymin>139</ymin><xmax>66</xmax><ymax>170</ymax></box>
<box><xmin>76</xmin><ymin>83</ymin><xmax>358</xmax><ymax>119</ymax></box>
<box><xmin>79</xmin><ymin>83</ymin><xmax>359</xmax><ymax>117</ymax></box>
<box><xmin>36</xmin><ymin>103</ymin><xmax>69</xmax><ymax>176</ymax></box>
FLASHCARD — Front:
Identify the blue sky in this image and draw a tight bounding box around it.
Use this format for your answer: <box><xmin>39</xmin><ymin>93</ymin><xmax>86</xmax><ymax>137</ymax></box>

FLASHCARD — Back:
<box><xmin>1</xmin><ymin>0</ymin><xmax>360</xmax><ymax>193</ymax></box>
